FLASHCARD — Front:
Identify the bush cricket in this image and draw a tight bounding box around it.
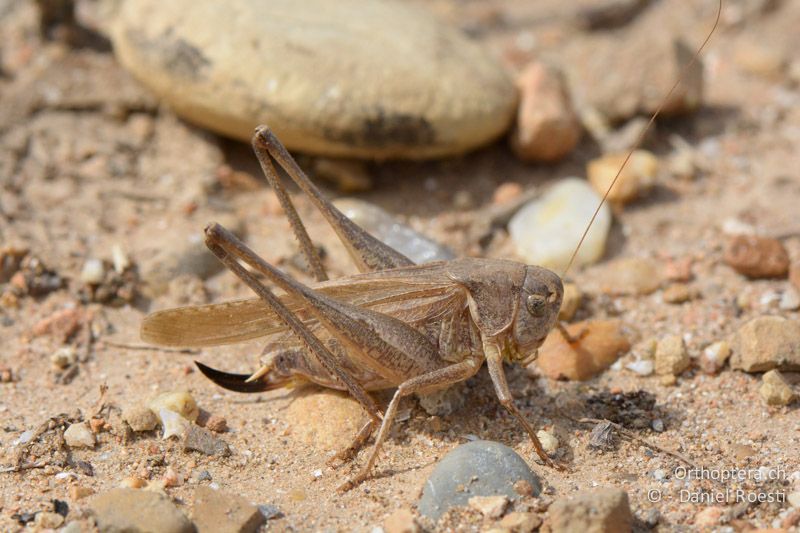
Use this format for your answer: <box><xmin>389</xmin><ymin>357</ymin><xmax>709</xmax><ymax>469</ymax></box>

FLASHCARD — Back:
<box><xmin>140</xmin><ymin>3</ymin><xmax>720</xmax><ymax>492</ymax></box>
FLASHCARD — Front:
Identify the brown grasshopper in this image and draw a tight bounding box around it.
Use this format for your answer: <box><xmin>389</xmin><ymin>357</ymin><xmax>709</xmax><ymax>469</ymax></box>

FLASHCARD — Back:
<box><xmin>141</xmin><ymin>4</ymin><xmax>719</xmax><ymax>491</ymax></box>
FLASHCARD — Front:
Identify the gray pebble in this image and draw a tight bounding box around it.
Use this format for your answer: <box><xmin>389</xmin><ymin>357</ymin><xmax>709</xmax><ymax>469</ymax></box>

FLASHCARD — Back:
<box><xmin>418</xmin><ymin>440</ymin><xmax>542</xmax><ymax>521</ymax></box>
<box><xmin>258</xmin><ymin>504</ymin><xmax>284</xmax><ymax>520</ymax></box>
<box><xmin>333</xmin><ymin>198</ymin><xmax>454</xmax><ymax>264</ymax></box>
<box><xmin>183</xmin><ymin>425</ymin><xmax>230</xmax><ymax>456</ymax></box>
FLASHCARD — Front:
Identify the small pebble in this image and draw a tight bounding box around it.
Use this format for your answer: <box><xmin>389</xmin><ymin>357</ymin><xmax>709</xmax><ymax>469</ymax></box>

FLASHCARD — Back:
<box><xmin>558</xmin><ymin>283</ymin><xmax>583</xmax><ymax>321</ymax></box>
<box><xmin>383</xmin><ymin>508</ymin><xmax>419</xmax><ymax>533</ymax></box>
<box><xmin>759</xmin><ymin>369</ymin><xmax>795</xmax><ymax>406</ymax></box>
<box><xmin>69</xmin><ymin>486</ymin><xmax>95</xmax><ymax>500</ymax></box>
<box><xmin>499</xmin><ymin>512</ymin><xmax>541</xmax><ymax>533</ymax></box>
<box><xmin>662</xmin><ymin>283</ymin><xmax>693</xmax><ymax>304</ymax></box>
<box><xmin>204</xmin><ymin>415</ymin><xmax>228</xmax><ymax>433</ymax></box>
<box><xmin>653</xmin><ymin>469</ymin><xmax>666</xmax><ymax>481</ymax></box>
<box><xmin>64</xmin><ymin>421</ymin><xmax>96</xmax><ymax>449</ymax></box>
<box><xmin>600</xmin><ymin>257</ymin><xmax>663</xmax><ymax>295</ymax></box>
<box><xmin>724</xmin><ymin>235</ymin><xmax>789</xmax><ymax>279</ymax></box>
<box><xmin>183</xmin><ymin>425</ymin><xmax>231</xmax><ymax>456</ymax></box>
<box><xmin>510</xmin><ymin>62</ymin><xmax>581</xmax><ymax>162</ymax></box>
<box><xmin>535</xmin><ymin>320</ymin><xmax>631</xmax><ymax>381</ymax></box>
<box><xmin>513</xmin><ymin>479</ymin><xmax>535</xmax><ymax>497</ymax></box>
<box><xmin>536</xmin><ymin>430</ymin><xmax>559</xmax><ymax>455</ymax></box>
<box><xmin>587</xmin><ymin>150</ymin><xmax>658</xmax><ymax>205</ymax></box>
<box><xmin>729</xmin><ymin>316</ymin><xmax>800</xmax><ymax>372</ymax></box>
<box><xmin>780</xmin><ymin>287</ymin><xmax>800</xmax><ymax>311</ymax></box>
<box><xmin>120</xmin><ymin>477</ymin><xmax>148</xmax><ymax>489</ymax></box>
<box><xmin>546</xmin><ymin>487</ymin><xmax>632</xmax><ymax>532</ymax></box>
<box><xmin>193</xmin><ymin>486</ymin><xmax>265</xmax><ymax>533</ymax></box>
<box><xmin>418</xmin><ymin>440</ymin><xmax>541</xmax><ymax>520</ymax></box>
<box><xmin>162</xmin><ymin>468</ymin><xmax>183</xmax><ymax>488</ymax></box>
<box><xmin>625</xmin><ymin>359</ymin><xmax>654</xmax><ymax>376</ymax></box>
<box><xmin>493</xmin><ymin>182</ymin><xmax>523</xmax><ymax>205</ymax></box>
<box><xmin>660</xmin><ymin>374</ymin><xmax>677</xmax><ymax>386</ymax></box>
<box><xmin>468</xmin><ymin>495</ymin><xmax>508</xmax><ymax>519</ymax></box>
<box><xmin>34</xmin><ymin>511</ymin><xmax>64</xmax><ymax>529</ymax></box>
<box><xmin>148</xmin><ymin>391</ymin><xmax>199</xmax><ymax>422</ymax></box>
<box><xmin>160</xmin><ymin>409</ymin><xmax>190</xmax><ymax>440</ymax></box>
<box><xmin>698</xmin><ymin>341</ymin><xmax>731</xmax><ymax>375</ymax></box>
<box><xmin>111</xmin><ymin>244</ymin><xmax>130</xmax><ymax>274</ymax></box>
<box><xmin>258</xmin><ymin>504</ymin><xmax>283</xmax><ymax>520</ymax></box>
<box><xmin>50</xmin><ymin>347</ymin><xmax>77</xmax><ymax>369</ymax></box>
<box><xmin>508</xmin><ymin>178</ymin><xmax>611</xmax><ymax>272</ymax></box>
<box><xmin>654</xmin><ymin>335</ymin><xmax>689</xmax><ymax>376</ymax></box>
<box><xmin>122</xmin><ymin>404</ymin><xmax>159</xmax><ymax>432</ymax></box>
<box><xmin>651</xmin><ymin>419</ymin><xmax>665</xmax><ymax>432</ymax></box>
<box><xmin>80</xmin><ymin>258</ymin><xmax>105</xmax><ymax>284</ymax></box>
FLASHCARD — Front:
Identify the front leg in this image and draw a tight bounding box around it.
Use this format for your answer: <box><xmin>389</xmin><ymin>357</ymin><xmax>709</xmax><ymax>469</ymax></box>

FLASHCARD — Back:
<box><xmin>484</xmin><ymin>341</ymin><xmax>562</xmax><ymax>470</ymax></box>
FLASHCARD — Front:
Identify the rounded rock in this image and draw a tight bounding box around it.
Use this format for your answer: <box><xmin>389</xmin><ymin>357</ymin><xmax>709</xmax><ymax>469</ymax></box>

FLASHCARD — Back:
<box><xmin>654</xmin><ymin>335</ymin><xmax>689</xmax><ymax>376</ymax></box>
<box><xmin>418</xmin><ymin>440</ymin><xmax>542</xmax><ymax>521</ymax></box>
<box><xmin>90</xmin><ymin>488</ymin><xmax>194</xmax><ymax>533</ymax></box>
<box><xmin>511</xmin><ymin>62</ymin><xmax>581</xmax><ymax>162</ymax></box>
<box><xmin>546</xmin><ymin>487</ymin><xmax>632</xmax><ymax>533</ymax></box>
<box><xmin>509</xmin><ymin>178</ymin><xmax>611</xmax><ymax>272</ymax></box>
<box><xmin>122</xmin><ymin>404</ymin><xmax>159</xmax><ymax>432</ymax></box>
<box><xmin>587</xmin><ymin>150</ymin><xmax>658</xmax><ymax>205</ymax></box>
<box><xmin>730</xmin><ymin>316</ymin><xmax>800</xmax><ymax>372</ymax></box>
<box><xmin>64</xmin><ymin>421</ymin><xmax>96</xmax><ymax>449</ymax></box>
<box><xmin>285</xmin><ymin>388</ymin><xmax>365</xmax><ymax>453</ymax></box>
<box><xmin>600</xmin><ymin>257</ymin><xmax>663</xmax><ymax>296</ymax></box>
<box><xmin>535</xmin><ymin>320</ymin><xmax>631</xmax><ymax>381</ymax></box>
<box><xmin>759</xmin><ymin>369</ymin><xmax>795</xmax><ymax>406</ymax></box>
<box><xmin>111</xmin><ymin>0</ymin><xmax>516</xmax><ymax>159</ymax></box>
<box><xmin>724</xmin><ymin>235</ymin><xmax>789</xmax><ymax>279</ymax></box>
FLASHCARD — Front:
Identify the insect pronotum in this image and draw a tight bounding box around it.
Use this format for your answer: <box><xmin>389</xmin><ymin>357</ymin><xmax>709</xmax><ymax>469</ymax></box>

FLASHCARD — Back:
<box><xmin>140</xmin><ymin>2</ymin><xmax>721</xmax><ymax>492</ymax></box>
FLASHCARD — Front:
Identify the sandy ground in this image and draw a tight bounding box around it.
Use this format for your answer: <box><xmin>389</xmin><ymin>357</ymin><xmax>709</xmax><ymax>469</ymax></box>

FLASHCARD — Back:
<box><xmin>1</xmin><ymin>0</ymin><xmax>800</xmax><ymax>531</ymax></box>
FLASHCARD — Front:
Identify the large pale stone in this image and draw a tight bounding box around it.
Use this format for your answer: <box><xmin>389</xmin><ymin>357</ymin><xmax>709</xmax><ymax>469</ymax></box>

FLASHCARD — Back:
<box><xmin>509</xmin><ymin>178</ymin><xmax>611</xmax><ymax>272</ymax></box>
<box><xmin>111</xmin><ymin>0</ymin><xmax>516</xmax><ymax>159</ymax></box>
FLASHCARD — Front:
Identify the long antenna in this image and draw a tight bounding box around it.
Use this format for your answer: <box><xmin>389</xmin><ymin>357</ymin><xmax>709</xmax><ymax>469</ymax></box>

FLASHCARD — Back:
<box><xmin>562</xmin><ymin>0</ymin><xmax>722</xmax><ymax>278</ymax></box>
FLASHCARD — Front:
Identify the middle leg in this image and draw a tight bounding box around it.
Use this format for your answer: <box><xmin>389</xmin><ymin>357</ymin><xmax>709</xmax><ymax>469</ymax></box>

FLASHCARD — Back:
<box><xmin>337</xmin><ymin>356</ymin><xmax>483</xmax><ymax>492</ymax></box>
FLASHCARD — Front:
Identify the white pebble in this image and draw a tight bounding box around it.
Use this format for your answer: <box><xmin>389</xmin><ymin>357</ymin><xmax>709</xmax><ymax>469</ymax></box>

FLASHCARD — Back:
<box><xmin>780</xmin><ymin>287</ymin><xmax>800</xmax><ymax>311</ymax></box>
<box><xmin>80</xmin><ymin>258</ymin><xmax>105</xmax><ymax>284</ymax></box>
<box><xmin>111</xmin><ymin>244</ymin><xmax>130</xmax><ymax>273</ymax></box>
<box><xmin>653</xmin><ymin>469</ymin><xmax>666</xmax><ymax>480</ymax></box>
<box><xmin>626</xmin><ymin>359</ymin><xmax>654</xmax><ymax>376</ymax></box>
<box><xmin>509</xmin><ymin>178</ymin><xmax>611</xmax><ymax>272</ymax></box>
<box><xmin>536</xmin><ymin>429</ymin><xmax>559</xmax><ymax>454</ymax></box>
<box><xmin>50</xmin><ymin>347</ymin><xmax>77</xmax><ymax>369</ymax></box>
<box><xmin>64</xmin><ymin>422</ymin><xmax>96</xmax><ymax>449</ymax></box>
<box><xmin>15</xmin><ymin>430</ymin><xmax>35</xmax><ymax>445</ymax></box>
<box><xmin>160</xmin><ymin>408</ymin><xmax>190</xmax><ymax>440</ymax></box>
<box><xmin>148</xmin><ymin>391</ymin><xmax>199</xmax><ymax>422</ymax></box>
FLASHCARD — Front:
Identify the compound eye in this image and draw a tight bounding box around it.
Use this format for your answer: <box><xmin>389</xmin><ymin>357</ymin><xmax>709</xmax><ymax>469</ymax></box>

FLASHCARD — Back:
<box><xmin>526</xmin><ymin>293</ymin><xmax>547</xmax><ymax>317</ymax></box>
